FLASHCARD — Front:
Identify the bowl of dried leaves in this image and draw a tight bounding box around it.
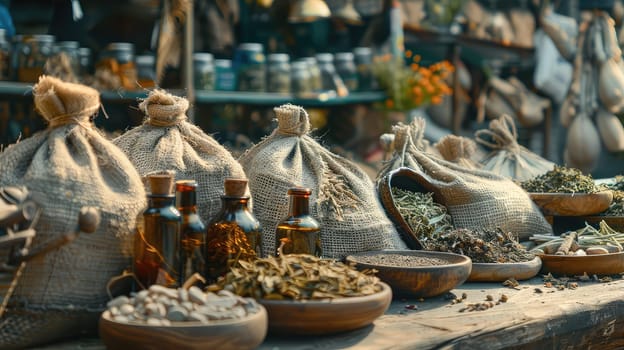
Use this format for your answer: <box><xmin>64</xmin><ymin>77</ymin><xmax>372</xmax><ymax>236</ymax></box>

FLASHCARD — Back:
<box><xmin>206</xmin><ymin>254</ymin><xmax>392</xmax><ymax>335</ymax></box>
<box><xmin>521</xmin><ymin>166</ymin><xmax>613</xmax><ymax>216</ymax></box>
<box><xmin>346</xmin><ymin>250</ymin><xmax>471</xmax><ymax>298</ymax></box>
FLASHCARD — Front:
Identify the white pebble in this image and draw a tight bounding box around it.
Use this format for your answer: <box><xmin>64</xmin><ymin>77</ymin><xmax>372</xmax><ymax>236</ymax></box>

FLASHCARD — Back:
<box><xmin>119</xmin><ymin>304</ymin><xmax>135</xmax><ymax>315</ymax></box>
<box><xmin>146</xmin><ymin>318</ymin><xmax>162</xmax><ymax>326</ymax></box>
<box><xmin>107</xmin><ymin>296</ymin><xmax>129</xmax><ymax>308</ymax></box>
<box><xmin>178</xmin><ymin>288</ymin><xmax>189</xmax><ymax>302</ymax></box>
<box><xmin>188</xmin><ymin>286</ymin><xmax>206</xmax><ymax>305</ymax></box>
<box><xmin>188</xmin><ymin>311</ymin><xmax>208</xmax><ymax>323</ymax></box>
<box><xmin>166</xmin><ymin>306</ymin><xmax>189</xmax><ymax>322</ymax></box>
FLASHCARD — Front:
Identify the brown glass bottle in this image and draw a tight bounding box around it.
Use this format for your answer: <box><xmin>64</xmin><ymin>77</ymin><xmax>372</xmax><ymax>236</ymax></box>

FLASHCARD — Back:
<box><xmin>134</xmin><ymin>173</ymin><xmax>181</xmax><ymax>289</ymax></box>
<box><xmin>275</xmin><ymin>187</ymin><xmax>321</xmax><ymax>257</ymax></box>
<box><xmin>204</xmin><ymin>178</ymin><xmax>262</xmax><ymax>282</ymax></box>
<box><xmin>175</xmin><ymin>180</ymin><xmax>206</xmax><ymax>284</ymax></box>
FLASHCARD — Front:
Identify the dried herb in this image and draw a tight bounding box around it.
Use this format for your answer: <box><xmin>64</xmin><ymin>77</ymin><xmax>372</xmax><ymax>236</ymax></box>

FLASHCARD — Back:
<box><xmin>205</xmin><ymin>222</ymin><xmax>257</xmax><ymax>281</ymax></box>
<box><xmin>207</xmin><ymin>254</ymin><xmax>381</xmax><ymax>300</ymax></box>
<box><xmin>520</xmin><ymin>165</ymin><xmax>597</xmax><ymax>193</ymax></box>
<box><xmin>391</xmin><ymin>187</ymin><xmax>453</xmax><ymax>242</ymax></box>
<box><xmin>600</xmin><ymin>175</ymin><xmax>624</xmax><ymax>216</ymax></box>
<box><xmin>425</xmin><ymin>228</ymin><xmax>535</xmax><ymax>263</ymax></box>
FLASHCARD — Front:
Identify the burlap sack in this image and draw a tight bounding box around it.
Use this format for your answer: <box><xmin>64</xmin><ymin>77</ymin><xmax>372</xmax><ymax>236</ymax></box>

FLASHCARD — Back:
<box><xmin>113</xmin><ymin>89</ymin><xmax>247</xmax><ymax>225</ymax></box>
<box><xmin>239</xmin><ymin>104</ymin><xmax>407</xmax><ymax>258</ymax></box>
<box><xmin>0</xmin><ymin>76</ymin><xmax>146</xmax><ymax>349</ymax></box>
<box><xmin>378</xmin><ymin>119</ymin><xmax>552</xmax><ymax>241</ymax></box>
<box><xmin>475</xmin><ymin>114</ymin><xmax>555</xmax><ymax>181</ymax></box>
<box><xmin>434</xmin><ymin>134</ymin><xmax>483</xmax><ymax>169</ymax></box>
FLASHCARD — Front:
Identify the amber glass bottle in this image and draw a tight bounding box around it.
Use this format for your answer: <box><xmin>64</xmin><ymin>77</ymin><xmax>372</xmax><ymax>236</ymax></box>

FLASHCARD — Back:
<box><xmin>134</xmin><ymin>173</ymin><xmax>181</xmax><ymax>288</ymax></box>
<box><xmin>175</xmin><ymin>180</ymin><xmax>206</xmax><ymax>284</ymax></box>
<box><xmin>275</xmin><ymin>187</ymin><xmax>321</xmax><ymax>257</ymax></box>
<box><xmin>204</xmin><ymin>178</ymin><xmax>262</xmax><ymax>282</ymax></box>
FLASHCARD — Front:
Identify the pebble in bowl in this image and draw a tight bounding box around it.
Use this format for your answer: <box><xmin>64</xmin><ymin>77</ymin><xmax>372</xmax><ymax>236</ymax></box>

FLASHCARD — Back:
<box><xmin>346</xmin><ymin>250</ymin><xmax>472</xmax><ymax>298</ymax></box>
<box><xmin>99</xmin><ymin>285</ymin><xmax>268</xmax><ymax>350</ymax></box>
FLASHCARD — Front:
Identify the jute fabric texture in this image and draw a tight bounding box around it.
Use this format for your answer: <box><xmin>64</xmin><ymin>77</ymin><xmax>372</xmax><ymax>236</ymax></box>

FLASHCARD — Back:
<box><xmin>0</xmin><ymin>76</ymin><xmax>146</xmax><ymax>348</ymax></box>
<box><xmin>239</xmin><ymin>104</ymin><xmax>407</xmax><ymax>258</ymax></box>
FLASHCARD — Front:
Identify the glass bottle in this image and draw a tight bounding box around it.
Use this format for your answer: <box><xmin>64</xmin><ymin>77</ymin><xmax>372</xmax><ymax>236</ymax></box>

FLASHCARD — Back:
<box><xmin>275</xmin><ymin>187</ymin><xmax>321</xmax><ymax>257</ymax></box>
<box><xmin>205</xmin><ymin>178</ymin><xmax>262</xmax><ymax>282</ymax></box>
<box><xmin>134</xmin><ymin>172</ymin><xmax>181</xmax><ymax>289</ymax></box>
<box><xmin>175</xmin><ymin>180</ymin><xmax>206</xmax><ymax>284</ymax></box>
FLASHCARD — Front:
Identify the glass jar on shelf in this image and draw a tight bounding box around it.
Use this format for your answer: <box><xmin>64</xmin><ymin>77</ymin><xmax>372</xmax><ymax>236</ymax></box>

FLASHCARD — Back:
<box><xmin>335</xmin><ymin>52</ymin><xmax>358</xmax><ymax>92</ymax></box>
<box><xmin>12</xmin><ymin>34</ymin><xmax>55</xmax><ymax>83</ymax></box>
<box><xmin>54</xmin><ymin>41</ymin><xmax>80</xmax><ymax>76</ymax></box>
<box><xmin>135</xmin><ymin>54</ymin><xmax>156</xmax><ymax>88</ymax></box>
<box><xmin>291</xmin><ymin>60</ymin><xmax>312</xmax><ymax>96</ymax></box>
<box><xmin>266</xmin><ymin>53</ymin><xmax>291</xmax><ymax>94</ymax></box>
<box><xmin>353</xmin><ymin>47</ymin><xmax>376</xmax><ymax>91</ymax></box>
<box><xmin>302</xmin><ymin>56</ymin><xmax>322</xmax><ymax>92</ymax></box>
<box><xmin>234</xmin><ymin>43</ymin><xmax>266</xmax><ymax>92</ymax></box>
<box><xmin>193</xmin><ymin>52</ymin><xmax>214</xmax><ymax>91</ymax></box>
<box><xmin>315</xmin><ymin>53</ymin><xmax>348</xmax><ymax>96</ymax></box>
<box><xmin>78</xmin><ymin>47</ymin><xmax>93</xmax><ymax>77</ymax></box>
<box><xmin>214</xmin><ymin>59</ymin><xmax>236</xmax><ymax>91</ymax></box>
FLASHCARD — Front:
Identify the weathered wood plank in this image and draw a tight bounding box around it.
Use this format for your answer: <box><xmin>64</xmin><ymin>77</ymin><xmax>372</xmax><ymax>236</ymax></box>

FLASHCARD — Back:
<box><xmin>23</xmin><ymin>277</ymin><xmax>624</xmax><ymax>349</ymax></box>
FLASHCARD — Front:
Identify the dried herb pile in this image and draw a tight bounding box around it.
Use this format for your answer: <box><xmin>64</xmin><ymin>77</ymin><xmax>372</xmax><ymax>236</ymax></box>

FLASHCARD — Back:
<box><xmin>425</xmin><ymin>228</ymin><xmax>535</xmax><ymax>263</ymax></box>
<box><xmin>207</xmin><ymin>254</ymin><xmax>381</xmax><ymax>300</ymax></box>
<box><xmin>520</xmin><ymin>165</ymin><xmax>597</xmax><ymax>193</ymax></box>
<box><xmin>391</xmin><ymin>187</ymin><xmax>453</xmax><ymax>241</ymax></box>
<box><xmin>600</xmin><ymin>175</ymin><xmax>624</xmax><ymax>216</ymax></box>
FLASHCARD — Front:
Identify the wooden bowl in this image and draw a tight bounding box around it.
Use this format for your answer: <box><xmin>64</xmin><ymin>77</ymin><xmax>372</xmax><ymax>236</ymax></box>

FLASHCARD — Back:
<box><xmin>345</xmin><ymin>250</ymin><xmax>472</xmax><ymax>298</ymax></box>
<box><xmin>468</xmin><ymin>256</ymin><xmax>542</xmax><ymax>282</ymax></box>
<box><xmin>258</xmin><ymin>282</ymin><xmax>391</xmax><ymax>336</ymax></box>
<box><xmin>529</xmin><ymin>191</ymin><xmax>613</xmax><ymax>216</ymax></box>
<box><xmin>539</xmin><ymin>252</ymin><xmax>624</xmax><ymax>276</ymax></box>
<box><xmin>99</xmin><ymin>305</ymin><xmax>268</xmax><ymax>350</ymax></box>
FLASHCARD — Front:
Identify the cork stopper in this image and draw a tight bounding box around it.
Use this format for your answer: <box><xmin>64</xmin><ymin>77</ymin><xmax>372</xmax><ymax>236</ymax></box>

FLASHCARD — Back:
<box><xmin>148</xmin><ymin>171</ymin><xmax>175</xmax><ymax>195</ymax></box>
<box><xmin>224</xmin><ymin>178</ymin><xmax>248</xmax><ymax>197</ymax></box>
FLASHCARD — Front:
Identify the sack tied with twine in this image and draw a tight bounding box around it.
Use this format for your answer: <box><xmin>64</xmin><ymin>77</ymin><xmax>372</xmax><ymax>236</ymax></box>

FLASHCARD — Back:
<box><xmin>113</xmin><ymin>89</ymin><xmax>247</xmax><ymax>225</ymax></box>
<box><xmin>239</xmin><ymin>104</ymin><xmax>407</xmax><ymax>258</ymax></box>
<box><xmin>378</xmin><ymin>118</ymin><xmax>552</xmax><ymax>241</ymax></box>
<box><xmin>0</xmin><ymin>76</ymin><xmax>146</xmax><ymax>349</ymax></box>
<box><xmin>476</xmin><ymin>114</ymin><xmax>555</xmax><ymax>181</ymax></box>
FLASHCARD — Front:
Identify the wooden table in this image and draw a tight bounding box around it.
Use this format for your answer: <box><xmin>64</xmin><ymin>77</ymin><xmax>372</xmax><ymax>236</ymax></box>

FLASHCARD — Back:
<box><xmin>30</xmin><ymin>276</ymin><xmax>624</xmax><ymax>349</ymax></box>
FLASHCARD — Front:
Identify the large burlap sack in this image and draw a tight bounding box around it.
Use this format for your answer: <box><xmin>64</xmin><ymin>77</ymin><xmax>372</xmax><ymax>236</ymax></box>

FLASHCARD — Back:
<box><xmin>378</xmin><ymin>119</ymin><xmax>552</xmax><ymax>241</ymax></box>
<box><xmin>113</xmin><ymin>89</ymin><xmax>247</xmax><ymax>225</ymax></box>
<box><xmin>239</xmin><ymin>104</ymin><xmax>407</xmax><ymax>258</ymax></box>
<box><xmin>0</xmin><ymin>76</ymin><xmax>146</xmax><ymax>349</ymax></box>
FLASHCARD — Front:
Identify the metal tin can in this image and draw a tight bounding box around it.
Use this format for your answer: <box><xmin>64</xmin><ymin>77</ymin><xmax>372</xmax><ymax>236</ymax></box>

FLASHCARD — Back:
<box><xmin>193</xmin><ymin>52</ymin><xmax>214</xmax><ymax>91</ymax></box>
<box><xmin>234</xmin><ymin>43</ymin><xmax>265</xmax><ymax>92</ymax></box>
<box><xmin>266</xmin><ymin>53</ymin><xmax>291</xmax><ymax>94</ymax></box>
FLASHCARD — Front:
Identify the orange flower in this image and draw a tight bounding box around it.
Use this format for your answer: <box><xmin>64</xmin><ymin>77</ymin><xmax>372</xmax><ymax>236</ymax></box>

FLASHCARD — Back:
<box><xmin>385</xmin><ymin>99</ymin><xmax>394</xmax><ymax>109</ymax></box>
<box><xmin>405</xmin><ymin>50</ymin><xmax>412</xmax><ymax>58</ymax></box>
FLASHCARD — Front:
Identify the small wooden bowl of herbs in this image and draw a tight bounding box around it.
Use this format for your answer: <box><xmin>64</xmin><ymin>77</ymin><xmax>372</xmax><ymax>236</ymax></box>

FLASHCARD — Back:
<box><xmin>522</xmin><ymin>166</ymin><xmax>613</xmax><ymax>216</ymax></box>
<box><xmin>346</xmin><ymin>250</ymin><xmax>472</xmax><ymax>298</ymax></box>
<box><xmin>206</xmin><ymin>254</ymin><xmax>392</xmax><ymax>335</ymax></box>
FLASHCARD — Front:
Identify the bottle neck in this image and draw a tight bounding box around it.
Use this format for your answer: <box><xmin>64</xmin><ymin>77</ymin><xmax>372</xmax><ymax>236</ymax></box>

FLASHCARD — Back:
<box><xmin>289</xmin><ymin>194</ymin><xmax>310</xmax><ymax>217</ymax></box>
<box><xmin>221</xmin><ymin>196</ymin><xmax>250</xmax><ymax>212</ymax></box>
<box><xmin>148</xmin><ymin>194</ymin><xmax>176</xmax><ymax>208</ymax></box>
<box><xmin>177</xmin><ymin>190</ymin><xmax>198</xmax><ymax>212</ymax></box>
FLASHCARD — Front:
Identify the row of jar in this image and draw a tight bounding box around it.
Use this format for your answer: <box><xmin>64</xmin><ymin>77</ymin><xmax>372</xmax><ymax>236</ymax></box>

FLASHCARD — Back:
<box><xmin>137</xmin><ymin>174</ymin><xmax>321</xmax><ymax>289</ymax></box>
<box><xmin>0</xmin><ymin>31</ymin><xmax>148</xmax><ymax>84</ymax></box>
<box><xmin>193</xmin><ymin>44</ymin><xmax>378</xmax><ymax>95</ymax></box>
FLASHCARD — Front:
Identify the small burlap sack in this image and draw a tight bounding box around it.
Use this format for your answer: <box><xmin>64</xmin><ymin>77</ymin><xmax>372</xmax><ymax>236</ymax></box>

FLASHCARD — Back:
<box><xmin>378</xmin><ymin>119</ymin><xmax>552</xmax><ymax>241</ymax></box>
<box><xmin>113</xmin><ymin>89</ymin><xmax>247</xmax><ymax>225</ymax></box>
<box><xmin>0</xmin><ymin>76</ymin><xmax>146</xmax><ymax>349</ymax></box>
<box><xmin>434</xmin><ymin>134</ymin><xmax>483</xmax><ymax>169</ymax></box>
<box><xmin>239</xmin><ymin>104</ymin><xmax>407</xmax><ymax>258</ymax></box>
<box><xmin>475</xmin><ymin>114</ymin><xmax>555</xmax><ymax>181</ymax></box>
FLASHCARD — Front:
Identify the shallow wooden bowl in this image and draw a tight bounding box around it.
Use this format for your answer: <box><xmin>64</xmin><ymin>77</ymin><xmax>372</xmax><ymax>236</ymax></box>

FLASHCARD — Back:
<box><xmin>346</xmin><ymin>250</ymin><xmax>472</xmax><ymax>298</ymax></box>
<box><xmin>539</xmin><ymin>252</ymin><xmax>624</xmax><ymax>276</ymax></box>
<box><xmin>99</xmin><ymin>306</ymin><xmax>268</xmax><ymax>350</ymax></box>
<box><xmin>259</xmin><ymin>282</ymin><xmax>391</xmax><ymax>336</ymax></box>
<box><xmin>468</xmin><ymin>256</ymin><xmax>542</xmax><ymax>282</ymax></box>
<box><xmin>529</xmin><ymin>191</ymin><xmax>613</xmax><ymax>216</ymax></box>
